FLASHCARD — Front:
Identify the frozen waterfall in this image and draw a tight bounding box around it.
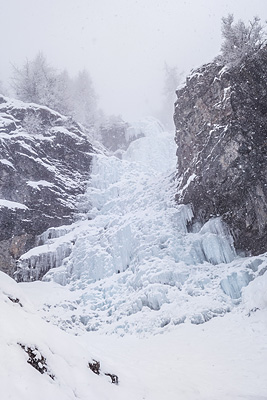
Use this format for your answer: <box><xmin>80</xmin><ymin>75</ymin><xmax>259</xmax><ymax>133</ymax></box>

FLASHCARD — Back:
<box><xmin>17</xmin><ymin>120</ymin><xmax>267</xmax><ymax>335</ymax></box>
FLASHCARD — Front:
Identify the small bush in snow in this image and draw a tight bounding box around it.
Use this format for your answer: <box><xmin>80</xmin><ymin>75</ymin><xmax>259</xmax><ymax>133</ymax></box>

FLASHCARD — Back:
<box><xmin>88</xmin><ymin>359</ymin><xmax>119</xmax><ymax>384</ymax></box>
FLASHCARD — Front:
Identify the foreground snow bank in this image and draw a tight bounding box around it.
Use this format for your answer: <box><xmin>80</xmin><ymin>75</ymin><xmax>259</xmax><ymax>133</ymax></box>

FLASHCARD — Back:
<box><xmin>84</xmin><ymin>308</ymin><xmax>267</xmax><ymax>400</ymax></box>
<box><xmin>2</xmin><ymin>270</ymin><xmax>267</xmax><ymax>399</ymax></box>
<box><xmin>0</xmin><ymin>271</ymin><xmax>125</xmax><ymax>400</ymax></box>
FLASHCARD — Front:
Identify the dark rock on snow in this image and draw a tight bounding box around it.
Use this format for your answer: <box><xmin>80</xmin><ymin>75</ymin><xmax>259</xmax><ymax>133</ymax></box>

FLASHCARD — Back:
<box><xmin>174</xmin><ymin>47</ymin><xmax>267</xmax><ymax>255</ymax></box>
<box><xmin>0</xmin><ymin>96</ymin><xmax>95</xmax><ymax>276</ymax></box>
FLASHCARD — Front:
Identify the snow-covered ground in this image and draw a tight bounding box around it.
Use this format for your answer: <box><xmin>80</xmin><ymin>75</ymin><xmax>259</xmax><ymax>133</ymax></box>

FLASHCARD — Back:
<box><xmin>1</xmin><ymin>269</ymin><xmax>267</xmax><ymax>399</ymax></box>
<box><xmin>2</xmin><ymin>119</ymin><xmax>267</xmax><ymax>399</ymax></box>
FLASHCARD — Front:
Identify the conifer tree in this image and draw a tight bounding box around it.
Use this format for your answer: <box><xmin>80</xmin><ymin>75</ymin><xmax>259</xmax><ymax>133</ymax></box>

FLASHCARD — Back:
<box><xmin>220</xmin><ymin>14</ymin><xmax>265</xmax><ymax>66</ymax></box>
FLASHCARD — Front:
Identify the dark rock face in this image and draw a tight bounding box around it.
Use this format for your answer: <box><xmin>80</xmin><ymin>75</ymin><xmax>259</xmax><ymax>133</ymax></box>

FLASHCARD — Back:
<box><xmin>0</xmin><ymin>96</ymin><xmax>95</xmax><ymax>276</ymax></box>
<box><xmin>99</xmin><ymin>117</ymin><xmax>130</xmax><ymax>152</ymax></box>
<box><xmin>98</xmin><ymin>116</ymin><xmax>144</xmax><ymax>154</ymax></box>
<box><xmin>174</xmin><ymin>48</ymin><xmax>267</xmax><ymax>255</ymax></box>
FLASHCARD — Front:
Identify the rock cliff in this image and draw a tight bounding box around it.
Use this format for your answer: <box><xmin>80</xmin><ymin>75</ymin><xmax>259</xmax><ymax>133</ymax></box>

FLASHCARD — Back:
<box><xmin>0</xmin><ymin>96</ymin><xmax>95</xmax><ymax>276</ymax></box>
<box><xmin>174</xmin><ymin>47</ymin><xmax>267</xmax><ymax>255</ymax></box>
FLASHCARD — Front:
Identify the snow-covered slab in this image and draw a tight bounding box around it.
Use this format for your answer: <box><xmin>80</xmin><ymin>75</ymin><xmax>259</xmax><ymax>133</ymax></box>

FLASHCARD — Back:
<box><xmin>0</xmin><ymin>95</ymin><xmax>61</xmax><ymax>118</ymax></box>
<box><xmin>0</xmin><ymin>199</ymin><xmax>28</xmax><ymax>210</ymax></box>
<box><xmin>0</xmin><ymin>158</ymin><xmax>14</xmax><ymax>168</ymax></box>
<box><xmin>49</xmin><ymin>126</ymin><xmax>81</xmax><ymax>140</ymax></box>
<box><xmin>0</xmin><ymin>114</ymin><xmax>16</xmax><ymax>129</ymax></box>
<box><xmin>27</xmin><ymin>180</ymin><xmax>54</xmax><ymax>190</ymax></box>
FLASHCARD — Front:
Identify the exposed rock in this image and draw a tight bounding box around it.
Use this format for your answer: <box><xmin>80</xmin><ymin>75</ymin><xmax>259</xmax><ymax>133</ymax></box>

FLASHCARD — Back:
<box><xmin>19</xmin><ymin>343</ymin><xmax>55</xmax><ymax>380</ymax></box>
<box><xmin>88</xmin><ymin>360</ymin><xmax>100</xmax><ymax>375</ymax></box>
<box><xmin>0</xmin><ymin>96</ymin><xmax>95</xmax><ymax>277</ymax></box>
<box><xmin>88</xmin><ymin>359</ymin><xmax>119</xmax><ymax>384</ymax></box>
<box><xmin>105</xmin><ymin>373</ymin><xmax>119</xmax><ymax>385</ymax></box>
<box><xmin>98</xmin><ymin>116</ymin><xmax>130</xmax><ymax>152</ymax></box>
<box><xmin>97</xmin><ymin>115</ymin><xmax>145</xmax><ymax>154</ymax></box>
<box><xmin>174</xmin><ymin>47</ymin><xmax>267</xmax><ymax>255</ymax></box>
<box><xmin>8</xmin><ymin>296</ymin><xmax>22</xmax><ymax>307</ymax></box>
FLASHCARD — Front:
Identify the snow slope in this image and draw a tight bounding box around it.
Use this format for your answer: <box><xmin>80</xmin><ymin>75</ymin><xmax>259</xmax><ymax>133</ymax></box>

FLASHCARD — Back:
<box><xmin>5</xmin><ymin>120</ymin><xmax>267</xmax><ymax>399</ymax></box>
<box><xmin>0</xmin><ymin>271</ymin><xmax>128</xmax><ymax>400</ymax></box>
<box><xmin>1</xmin><ymin>270</ymin><xmax>267</xmax><ymax>399</ymax></box>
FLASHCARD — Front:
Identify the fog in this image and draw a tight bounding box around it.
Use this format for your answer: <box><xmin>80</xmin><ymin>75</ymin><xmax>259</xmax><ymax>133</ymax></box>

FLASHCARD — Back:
<box><xmin>0</xmin><ymin>0</ymin><xmax>267</xmax><ymax>122</ymax></box>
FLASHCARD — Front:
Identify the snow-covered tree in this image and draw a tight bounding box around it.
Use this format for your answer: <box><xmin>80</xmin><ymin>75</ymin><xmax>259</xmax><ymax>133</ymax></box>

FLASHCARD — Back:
<box><xmin>22</xmin><ymin>113</ymin><xmax>45</xmax><ymax>134</ymax></box>
<box><xmin>71</xmin><ymin>69</ymin><xmax>98</xmax><ymax>127</ymax></box>
<box><xmin>12</xmin><ymin>55</ymin><xmax>99</xmax><ymax>128</ymax></box>
<box><xmin>220</xmin><ymin>14</ymin><xmax>266</xmax><ymax>66</ymax></box>
<box><xmin>12</xmin><ymin>53</ymin><xmax>57</xmax><ymax>107</ymax></box>
<box><xmin>0</xmin><ymin>80</ymin><xmax>6</xmax><ymax>95</ymax></box>
<box><xmin>52</xmin><ymin>70</ymin><xmax>73</xmax><ymax>116</ymax></box>
<box><xmin>159</xmin><ymin>63</ymin><xmax>183</xmax><ymax>129</ymax></box>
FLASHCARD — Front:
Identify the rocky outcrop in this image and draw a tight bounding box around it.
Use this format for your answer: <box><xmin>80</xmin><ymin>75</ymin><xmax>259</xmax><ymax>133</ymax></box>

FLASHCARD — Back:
<box><xmin>0</xmin><ymin>96</ymin><xmax>95</xmax><ymax>276</ymax></box>
<box><xmin>174</xmin><ymin>47</ymin><xmax>267</xmax><ymax>255</ymax></box>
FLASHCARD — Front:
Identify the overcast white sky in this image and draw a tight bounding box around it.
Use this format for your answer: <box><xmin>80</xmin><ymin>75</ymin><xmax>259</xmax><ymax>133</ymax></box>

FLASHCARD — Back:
<box><xmin>0</xmin><ymin>0</ymin><xmax>267</xmax><ymax>121</ymax></box>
